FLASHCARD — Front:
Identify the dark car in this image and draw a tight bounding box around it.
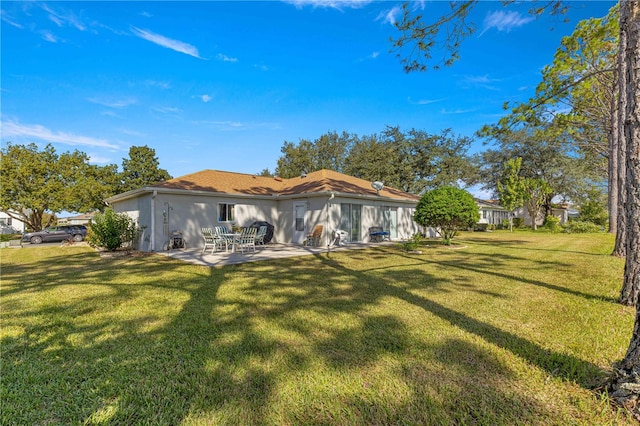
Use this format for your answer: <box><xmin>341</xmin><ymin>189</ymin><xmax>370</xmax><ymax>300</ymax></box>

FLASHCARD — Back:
<box><xmin>22</xmin><ymin>225</ymin><xmax>87</xmax><ymax>244</ymax></box>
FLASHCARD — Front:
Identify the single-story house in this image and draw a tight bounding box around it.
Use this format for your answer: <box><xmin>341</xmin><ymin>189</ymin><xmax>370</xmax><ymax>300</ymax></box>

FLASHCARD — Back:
<box><xmin>0</xmin><ymin>211</ymin><xmax>26</xmax><ymax>234</ymax></box>
<box><xmin>106</xmin><ymin>169</ymin><xmax>423</xmax><ymax>252</ymax></box>
<box><xmin>57</xmin><ymin>213</ymin><xmax>95</xmax><ymax>226</ymax></box>
<box><xmin>514</xmin><ymin>204</ymin><xmax>569</xmax><ymax>227</ymax></box>
<box><xmin>475</xmin><ymin>199</ymin><xmax>511</xmax><ymax>226</ymax></box>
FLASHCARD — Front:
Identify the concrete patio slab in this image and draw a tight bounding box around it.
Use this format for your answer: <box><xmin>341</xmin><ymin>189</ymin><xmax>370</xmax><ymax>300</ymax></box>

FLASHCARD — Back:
<box><xmin>156</xmin><ymin>242</ymin><xmax>394</xmax><ymax>267</ymax></box>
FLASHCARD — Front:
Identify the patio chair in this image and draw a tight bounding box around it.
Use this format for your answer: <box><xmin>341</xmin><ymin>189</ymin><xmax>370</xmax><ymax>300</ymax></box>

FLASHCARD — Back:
<box><xmin>305</xmin><ymin>225</ymin><xmax>323</xmax><ymax>247</ymax></box>
<box><xmin>238</xmin><ymin>227</ymin><xmax>257</xmax><ymax>253</ymax></box>
<box><xmin>201</xmin><ymin>227</ymin><xmax>217</xmax><ymax>254</ymax></box>
<box><xmin>213</xmin><ymin>226</ymin><xmax>231</xmax><ymax>252</ymax></box>
<box><xmin>254</xmin><ymin>225</ymin><xmax>268</xmax><ymax>247</ymax></box>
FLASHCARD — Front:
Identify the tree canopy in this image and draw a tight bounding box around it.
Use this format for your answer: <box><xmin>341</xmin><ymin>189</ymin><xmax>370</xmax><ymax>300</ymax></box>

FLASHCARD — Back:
<box><xmin>0</xmin><ymin>143</ymin><xmax>117</xmax><ymax>230</ymax></box>
<box><xmin>119</xmin><ymin>145</ymin><xmax>172</xmax><ymax>193</ymax></box>
<box><xmin>414</xmin><ymin>186</ymin><xmax>479</xmax><ymax>244</ymax></box>
<box><xmin>276</xmin><ymin>126</ymin><xmax>477</xmax><ymax>194</ymax></box>
<box><xmin>496</xmin><ymin>157</ymin><xmax>526</xmax><ymax>232</ymax></box>
<box><xmin>0</xmin><ymin>143</ymin><xmax>172</xmax><ymax>231</ymax></box>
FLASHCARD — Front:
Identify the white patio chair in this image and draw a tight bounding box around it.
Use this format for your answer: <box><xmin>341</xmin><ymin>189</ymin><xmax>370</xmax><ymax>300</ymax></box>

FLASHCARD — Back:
<box><xmin>201</xmin><ymin>227</ymin><xmax>216</xmax><ymax>254</ymax></box>
<box><xmin>238</xmin><ymin>227</ymin><xmax>257</xmax><ymax>253</ymax></box>
<box><xmin>255</xmin><ymin>226</ymin><xmax>268</xmax><ymax>247</ymax></box>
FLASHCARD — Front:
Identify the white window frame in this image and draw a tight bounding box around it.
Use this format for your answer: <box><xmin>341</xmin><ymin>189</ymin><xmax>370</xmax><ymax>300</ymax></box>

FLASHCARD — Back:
<box><xmin>218</xmin><ymin>203</ymin><xmax>235</xmax><ymax>222</ymax></box>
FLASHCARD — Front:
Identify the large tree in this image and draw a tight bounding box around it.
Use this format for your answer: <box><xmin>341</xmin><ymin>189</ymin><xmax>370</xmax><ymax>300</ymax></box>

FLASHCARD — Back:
<box><xmin>392</xmin><ymin>0</ymin><xmax>640</xmax><ymax>412</ymax></box>
<box><xmin>277</xmin><ymin>127</ymin><xmax>477</xmax><ymax>194</ymax></box>
<box><xmin>275</xmin><ymin>131</ymin><xmax>353</xmax><ymax>178</ymax></box>
<box><xmin>496</xmin><ymin>157</ymin><xmax>526</xmax><ymax>232</ymax></box>
<box><xmin>476</xmin><ymin>125</ymin><xmax>584</xmax><ymax>218</ymax></box>
<box><xmin>482</xmin><ymin>7</ymin><xmax>619</xmax><ymax>234</ymax></box>
<box><xmin>0</xmin><ymin>143</ymin><xmax>117</xmax><ymax>231</ymax></box>
<box><xmin>119</xmin><ymin>145</ymin><xmax>172</xmax><ymax>193</ymax></box>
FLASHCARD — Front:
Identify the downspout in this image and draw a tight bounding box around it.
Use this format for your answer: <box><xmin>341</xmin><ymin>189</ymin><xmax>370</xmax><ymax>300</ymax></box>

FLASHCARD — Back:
<box><xmin>150</xmin><ymin>190</ymin><xmax>157</xmax><ymax>251</ymax></box>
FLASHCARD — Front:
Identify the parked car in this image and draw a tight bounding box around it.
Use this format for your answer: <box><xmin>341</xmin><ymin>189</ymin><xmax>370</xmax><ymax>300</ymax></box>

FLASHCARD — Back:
<box><xmin>22</xmin><ymin>225</ymin><xmax>87</xmax><ymax>244</ymax></box>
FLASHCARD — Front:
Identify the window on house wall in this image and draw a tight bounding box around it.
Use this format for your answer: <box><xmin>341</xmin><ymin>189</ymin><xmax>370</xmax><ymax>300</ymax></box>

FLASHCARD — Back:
<box><xmin>0</xmin><ymin>218</ymin><xmax>7</xmax><ymax>226</ymax></box>
<box><xmin>218</xmin><ymin>203</ymin><xmax>235</xmax><ymax>222</ymax></box>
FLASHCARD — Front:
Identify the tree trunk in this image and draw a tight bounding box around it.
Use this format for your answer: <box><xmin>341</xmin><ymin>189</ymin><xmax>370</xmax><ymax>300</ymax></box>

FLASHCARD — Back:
<box><xmin>609</xmin><ymin>55</ymin><xmax>619</xmax><ymax>236</ymax></box>
<box><xmin>613</xmin><ymin>10</ymin><xmax>628</xmax><ymax>258</ymax></box>
<box><xmin>613</xmin><ymin>3</ymin><xmax>640</xmax><ymax>414</ymax></box>
<box><xmin>526</xmin><ymin>201</ymin><xmax>538</xmax><ymax>231</ymax></box>
<box><xmin>618</xmin><ymin>1</ymin><xmax>638</xmax><ymax>305</ymax></box>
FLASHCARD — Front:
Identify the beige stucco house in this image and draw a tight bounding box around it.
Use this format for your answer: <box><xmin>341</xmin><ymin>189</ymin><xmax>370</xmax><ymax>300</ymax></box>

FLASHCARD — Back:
<box><xmin>106</xmin><ymin>169</ymin><xmax>422</xmax><ymax>252</ymax></box>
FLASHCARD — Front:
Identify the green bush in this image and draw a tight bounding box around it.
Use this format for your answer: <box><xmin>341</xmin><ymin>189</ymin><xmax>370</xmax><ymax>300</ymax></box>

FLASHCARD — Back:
<box><xmin>562</xmin><ymin>221</ymin><xmax>603</xmax><ymax>234</ymax></box>
<box><xmin>512</xmin><ymin>217</ymin><xmax>525</xmax><ymax>228</ymax></box>
<box><xmin>87</xmin><ymin>208</ymin><xmax>138</xmax><ymax>251</ymax></box>
<box><xmin>402</xmin><ymin>233</ymin><xmax>423</xmax><ymax>251</ymax></box>
<box><xmin>0</xmin><ymin>234</ymin><xmax>21</xmax><ymax>242</ymax></box>
<box><xmin>542</xmin><ymin>216</ymin><xmax>561</xmax><ymax>233</ymax></box>
<box><xmin>414</xmin><ymin>186</ymin><xmax>479</xmax><ymax>245</ymax></box>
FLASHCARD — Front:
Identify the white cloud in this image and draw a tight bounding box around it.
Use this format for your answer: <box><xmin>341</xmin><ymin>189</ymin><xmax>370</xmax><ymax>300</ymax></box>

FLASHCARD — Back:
<box><xmin>40</xmin><ymin>30</ymin><xmax>58</xmax><ymax>43</ymax></box>
<box><xmin>191</xmin><ymin>120</ymin><xmax>279</xmax><ymax>131</ymax></box>
<box><xmin>119</xmin><ymin>128</ymin><xmax>147</xmax><ymax>137</ymax></box>
<box><xmin>216</xmin><ymin>53</ymin><xmax>238</xmax><ymax>63</ymax></box>
<box><xmin>407</xmin><ymin>97</ymin><xmax>445</xmax><ymax>105</ymax></box>
<box><xmin>461</xmin><ymin>74</ymin><xmax>501</xmax><ymax>90</ymax></box>
<box><xmin>87</xmin><ymin>97</ymin><xmax>137</xmax><ymax>109</ymax></box>
<box><xmin>145</xmin><ymin>80</ymin><xmax>171</xmax><ymax>89</ymax></box>
<box><xmin>100</xmin><ymin>110</ymin><xmax>121</xmax><ymax>118</ymax></box>
<box><xmin>284</xmin><ymin>0</ymin><xmax>371</xmax><ymax>10</ymax></box>
<box><xmin>88</xmin><ymin>154</ymin><xmax>112</xmax><ymax>164</ymax></box>
<box><xmin>40</xmin><ymin>3</ymin><xmax>86</xmax><ymax>31</ymax></box>
<box><xmin>357</xmin><ymin>51</ymin><xmax>379</xmax><ymax>62</ymax></box>
<box><xmin>201</xmin><ymin>95</ymin><xmax>212</xmax><ymax>103</ymax></box>
<box><xmin>130</xmin><ymin>26</ymin><xmax>203</xmax><ymax>59</ymax></box>
<box><xmin>377</xmin><ymin>6</ymin><xmax>402</xmax><ymax>25</ymax></box>
<box><xmin>1</xmin><ymin>10</ymin><xmax>23</xmax><ymax>28</ymax></box>
<box><xmin>1</xmin><ymin>119</ymin><xmax>119</xmax><ymax>149</ymax></box>
<box><xmin>440</xmin><ymin>108</ymin><xmax>476</xmax><ymax>114</ymax></box>
<box><xmin>153</xmin><ymin>106</ymin><xmax>181</xmax><ymax>114</ymax></box>
<box><xmin>480</xmin><ymin>10</ymin><xmax>534</xmax><ymax>36</ymax></box>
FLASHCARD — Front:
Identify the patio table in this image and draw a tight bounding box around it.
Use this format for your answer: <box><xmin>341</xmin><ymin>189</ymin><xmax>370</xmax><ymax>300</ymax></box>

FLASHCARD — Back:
<box><xmin>222</xmin><ymin>233</ymin><xmax>241</xmax><ymax>253</ymax></box>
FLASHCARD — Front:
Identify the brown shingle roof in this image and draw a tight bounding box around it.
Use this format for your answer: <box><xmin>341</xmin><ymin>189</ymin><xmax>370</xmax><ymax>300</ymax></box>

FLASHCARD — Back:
<box><xmin>151</xmin><ymin>169</ymin><xmax>419</xmax><ymax>201</ymax></box>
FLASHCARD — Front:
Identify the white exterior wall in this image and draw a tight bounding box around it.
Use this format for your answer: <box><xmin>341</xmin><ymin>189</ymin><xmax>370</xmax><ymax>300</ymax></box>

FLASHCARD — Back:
<box><xmin>111</xmin><ymin>191</ymin><xmax>421</xmax><ymax>250</ymax></box>
<box><xmin>112</xmin><ymin>192</ymin><xmax>278</xmax><ymax>251</ymax></box>
<box><xmin>0</xmin><ymin>211</ymin><xmax>26</xmax><ymax>234</ymax></box>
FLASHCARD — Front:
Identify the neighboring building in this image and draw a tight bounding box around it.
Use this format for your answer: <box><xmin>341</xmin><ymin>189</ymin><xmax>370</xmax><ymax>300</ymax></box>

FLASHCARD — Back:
<box><xmin>0</xmin><ymin>211</ymin><xmax>26</xmax><ymax>234</ymax></box>
<box><xmin>106</xmin><ymin>169</ymin><xmax>423</xmax><ymax>252</ymax></box>
<box><xmin>514</xmin><ymin>204</ymin><xmax>569</xmax><ymax>227</ymax></box>
<box><xmin>475</xmin><ymin>199</ymin><xmax>511</xmax><ymax>226</ymax></box>
<box><xmin>57</xmin><ymin>213</ymin><xmax>95</xmax><ymax>226</ymax></box>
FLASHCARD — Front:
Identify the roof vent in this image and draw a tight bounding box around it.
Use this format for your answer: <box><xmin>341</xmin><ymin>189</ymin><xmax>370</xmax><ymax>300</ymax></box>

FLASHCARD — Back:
<box><xmin>371</xmin><ymin>181</ymin><xmax>384</xmax><ymax>192</ymax></box>
<box><xmin>301</xmin><ymin>171</ymin><xmax>307</xmax><ymax>178</ymax></box>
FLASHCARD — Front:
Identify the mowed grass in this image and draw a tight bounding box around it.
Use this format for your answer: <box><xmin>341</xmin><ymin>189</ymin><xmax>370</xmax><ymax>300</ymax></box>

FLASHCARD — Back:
<box><xmin>1</xmin><ymin>231</ymin><xmax>634</xmax><ymax>425</ymax></box>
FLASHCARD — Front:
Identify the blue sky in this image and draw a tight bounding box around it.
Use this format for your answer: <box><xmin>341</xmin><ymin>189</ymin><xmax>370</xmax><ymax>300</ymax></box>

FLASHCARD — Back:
<box><xmin>1</xmin><ymin>1</ymin><xmax>615</xmax><ymax>189</ymax></box>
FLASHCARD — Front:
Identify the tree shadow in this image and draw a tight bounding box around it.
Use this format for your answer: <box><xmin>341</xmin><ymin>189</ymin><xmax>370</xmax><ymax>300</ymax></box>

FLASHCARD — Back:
<box><xmin>1</xmin><ymin>244</ymin><xmax>615</xmax><ymax>424</ymax></box>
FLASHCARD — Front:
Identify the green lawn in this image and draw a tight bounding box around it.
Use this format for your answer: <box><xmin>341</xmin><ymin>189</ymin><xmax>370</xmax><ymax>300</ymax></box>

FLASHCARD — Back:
<box><xmin>1</xmin><ymin>231</ymin><xmax>634</xmax><ymax>425</ymax></box>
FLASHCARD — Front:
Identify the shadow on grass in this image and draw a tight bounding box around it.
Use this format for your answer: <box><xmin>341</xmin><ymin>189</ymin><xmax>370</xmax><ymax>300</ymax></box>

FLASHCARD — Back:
<box><xmin>378</xmin><ymin>243</ymin><xmax>618</xmax><ymax>304</ymax></box>
<box><xmin>1</xmin><ymin>244</ymin><xmax>612</xmax><ymax>424</ymax></box>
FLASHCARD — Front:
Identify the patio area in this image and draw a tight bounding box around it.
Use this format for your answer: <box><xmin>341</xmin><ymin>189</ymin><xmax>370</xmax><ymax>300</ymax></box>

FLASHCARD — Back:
<box><xmin>157</xmin><ymin>241</ymin><xmax>394</xmax><ymax>267</ymax></box>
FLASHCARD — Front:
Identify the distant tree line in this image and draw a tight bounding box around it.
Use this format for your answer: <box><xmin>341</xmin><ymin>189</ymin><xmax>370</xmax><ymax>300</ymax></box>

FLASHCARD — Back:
<box><xmin>275</xmin><ymin>126</ymin><xmax>478</xmax><ymax>195</ymax></box>
<box><xmin>0</xmin><ymin>143</ymin><xmax>170</xmax><ymax>231</ymax></box>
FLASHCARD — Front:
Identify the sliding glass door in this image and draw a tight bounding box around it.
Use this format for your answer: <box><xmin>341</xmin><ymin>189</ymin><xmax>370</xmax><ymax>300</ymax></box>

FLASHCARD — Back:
<box><xmin>340</xmin><ymin>203</ymin><xmax>362</xmax><ymax>242</ymax></box>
